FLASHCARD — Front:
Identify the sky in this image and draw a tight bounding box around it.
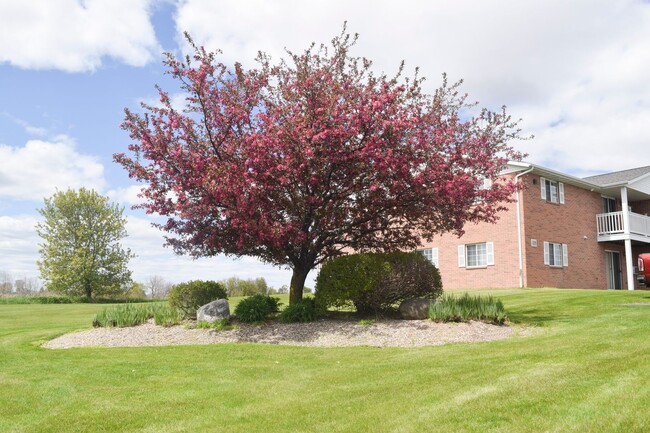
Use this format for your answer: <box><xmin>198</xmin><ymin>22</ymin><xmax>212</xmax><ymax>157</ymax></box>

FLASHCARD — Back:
<box><xmin>1</xmin><ymin>0</ymin><xmax>650</xmax><ymax>289</ymax></box>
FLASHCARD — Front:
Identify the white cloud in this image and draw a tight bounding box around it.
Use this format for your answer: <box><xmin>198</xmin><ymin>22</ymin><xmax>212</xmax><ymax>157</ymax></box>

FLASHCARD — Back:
<box><xmin>0</xmin><ymin>215</ymin><xmax>41</xmax><ymax>278</ymax></box>
<box><xmin>174</xmin><ymin>0</ymin><xmax>650</xmax><ymax>175</ymax></box>
<box><xmin>137</xmin><ymin>92</ymin><xmax>190</xmax><ymax>112</ymax></box>
<box><xmin>0</xmin><ymin>136</ymin><xmax>106</xmax><ymax>201</ymax></box>
<box><xmin>0</xmin><ymin>0</ymin><xmax>161</xmax><ymax>72</ymax></box>
<box><xmin>107</xmin><ymin>185</ymin><xmax>145</xmax><ymax>207</ymax></box>
<box><xmin>0</xmin><ymin>112</ymin><xmax>48</xmax><ymax>137</ymax></box>
<box><xmin>0</xmin><ymin>213</ymin><xmax>303</xmax><ymax>289</ymax></box>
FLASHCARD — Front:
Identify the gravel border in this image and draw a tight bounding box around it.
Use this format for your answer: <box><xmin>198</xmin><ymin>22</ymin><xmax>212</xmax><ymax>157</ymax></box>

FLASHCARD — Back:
<box><xmin>43</xmin><ymin>318</ymin><xmax>532</xmax><ymax>349</ymax></box>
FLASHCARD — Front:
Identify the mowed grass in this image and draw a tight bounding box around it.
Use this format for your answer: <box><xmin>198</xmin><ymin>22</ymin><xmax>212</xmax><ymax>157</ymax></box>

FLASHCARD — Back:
<box><xmin>1</xmin><ymin>289</ymin><xmax>649</xmax><ymax>432</ymax></box>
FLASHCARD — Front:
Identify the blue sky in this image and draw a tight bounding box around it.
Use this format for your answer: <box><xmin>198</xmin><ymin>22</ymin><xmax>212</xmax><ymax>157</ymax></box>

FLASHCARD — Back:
<box><xmin>1</xmin><ymin>0</ymin><xmax>650</xmax><ymax>288</ymax></box>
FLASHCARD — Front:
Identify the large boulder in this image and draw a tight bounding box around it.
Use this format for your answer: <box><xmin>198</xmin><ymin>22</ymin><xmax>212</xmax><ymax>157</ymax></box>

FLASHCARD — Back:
<box><xmin>197</xmin><ymin>299</ymin><xmax>230</xmax><ymax>323</ymax></box>
<box><xmin>399</xmin><ymin>298</ymin><xmax>435</xmax><ymax>320</ymax></box>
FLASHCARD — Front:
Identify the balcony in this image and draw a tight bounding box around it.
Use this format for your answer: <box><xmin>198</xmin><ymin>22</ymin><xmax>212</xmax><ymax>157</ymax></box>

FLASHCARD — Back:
<box><xmin>596</xmin><ymin>211</ymin><xmax>650</xmax><ymax>241</ymax></box>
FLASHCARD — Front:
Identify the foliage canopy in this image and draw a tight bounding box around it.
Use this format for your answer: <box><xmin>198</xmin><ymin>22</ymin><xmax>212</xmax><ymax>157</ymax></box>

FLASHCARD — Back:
<box><xmin>115</xmin><ymin>27</ymin><xmax>523</xmax><ymax>304</ymax></box>
<box><xmin>36</xmin><ymin>188</ymin><xmax>134</xmax><ymax>300</ymax></box>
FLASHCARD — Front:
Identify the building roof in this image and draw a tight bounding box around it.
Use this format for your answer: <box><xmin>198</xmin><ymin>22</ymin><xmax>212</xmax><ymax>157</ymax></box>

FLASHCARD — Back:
<box><xmin>583</xmin><ymin>166</ymin><xmax>650</xmax><ymax>187</ymax></box>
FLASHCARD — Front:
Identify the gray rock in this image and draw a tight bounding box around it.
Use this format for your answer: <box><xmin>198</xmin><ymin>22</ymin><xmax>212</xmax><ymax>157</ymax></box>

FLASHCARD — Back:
<box><xmin>197</xmin><ymin>299</ymin><xmax>230</xmax><ymax>323</ymax></box>
<box><xmin>399</xmin><ymin>298</ymin><xmax>435</xmax><ymax>320</ymax></box>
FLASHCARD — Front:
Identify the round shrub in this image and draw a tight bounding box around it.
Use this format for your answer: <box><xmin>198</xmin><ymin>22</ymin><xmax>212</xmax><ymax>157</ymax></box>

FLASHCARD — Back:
<box><xmin>281</xmin><ymin>298</ymin><xmax>316</xmax><ymax>323</ymax></box>
<box><xmin>234</xmin><ymin>294</ymin><xmax>280</xmax><ymax>323</ymax></box>
<box><xmin>315</xmin><ymin>252</ymin><xmax>442</xmax><ymax>314</ymax></box>
<box><xmin>168</xmin><ymin>280</ymin><xmax>227</xmax><ymax>319</ymax></box>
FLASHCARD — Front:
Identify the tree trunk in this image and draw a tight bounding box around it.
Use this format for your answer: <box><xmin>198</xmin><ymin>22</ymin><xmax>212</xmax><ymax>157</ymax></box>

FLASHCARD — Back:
<box><xmin>85</xmin><ymin>284</ymin><xmax>92</xmax><ymax>301</ymax></box>
<box><xmin>289</xmin><ymin>267</ymin><xmax>309</xmax><ymax>305</ymax></box>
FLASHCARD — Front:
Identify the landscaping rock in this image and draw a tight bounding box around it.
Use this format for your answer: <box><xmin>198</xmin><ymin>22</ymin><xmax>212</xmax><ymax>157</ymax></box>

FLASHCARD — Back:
<box><xmin>399</xmin><ymin>298</ymin><xmax>435</xmax><ymax>320</ymax></box>
<box><xmin>197</xmin><ymin>299</ymin><xmax>230</xmax><ymax>323</ymax></box>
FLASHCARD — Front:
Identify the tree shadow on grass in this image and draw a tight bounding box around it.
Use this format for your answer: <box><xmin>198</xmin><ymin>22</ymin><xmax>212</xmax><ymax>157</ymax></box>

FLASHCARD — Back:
<box><xmin>506</xmin><ymin>308</ymin><xmax>572</xmax><ymax>327</ymax></box>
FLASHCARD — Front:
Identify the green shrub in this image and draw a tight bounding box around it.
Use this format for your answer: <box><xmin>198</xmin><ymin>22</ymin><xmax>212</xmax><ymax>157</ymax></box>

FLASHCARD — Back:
<box><xmin>93</xmin><ymin>303</ymin><xmax>152</xmax><ymax>327</ymax></box>
<box><xmin>315</xmin><ymin>252</ymin><xmax>443</xmax><ymax>314</ymax></box>
<box><xmin>0</xmin><ymin>295</ymin><xmax>157</xmax><ymax>304</ymax></box>
<box><xmin>264</xmin><ymin>295</ymin><xmax>282</xmax><ymax>313</ymax></box>
<box><xmin>168</xmin><ymin>280</ymin><xmax>227</xmax><ymax>318</ymax></box>
<box><xmin>0</xmin><ymin>296</ymin><xmax>74</xmax><ymax>304</ymax></box>
<box><xmin>234</xmin><ymin>294</ymin><xmax>280</xmax><ymax>323</ymax></box>
<box><xmin>429</xmin><ymin>293</ymin><xmax>507</xmax><ymax>324</ymax></box>
<box><xmin>280</xmin><ymin>298</ymin><xmax>316</xmax><ymax>323</ymax></box>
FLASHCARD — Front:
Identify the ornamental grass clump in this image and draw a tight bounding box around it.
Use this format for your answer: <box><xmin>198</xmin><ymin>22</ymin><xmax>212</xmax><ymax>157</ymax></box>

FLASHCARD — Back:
<box><xmin>93</xmin><ymin>303</ymin><xmax>152</xmax><ymax>328</ymax></box>
<box><xmin>93</xmin><ymin>303</ymin><xmax>183</xmax><ymax>327</ymax></box>
<box><xmin>429</xmin><ymin>293</ymin><xmax>507</xmax><ymax>325</ymax></box>
<box><xmin>152</xmin><ymin>304</ymin><xmax>183</xmax><ymax>327</ymax></box>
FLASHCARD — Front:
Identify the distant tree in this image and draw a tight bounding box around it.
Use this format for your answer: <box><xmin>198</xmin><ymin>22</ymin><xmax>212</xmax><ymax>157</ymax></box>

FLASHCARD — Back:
<box><xmin>127</xmin><ymin>281</ymin><xmax>147</xmax><ymax>299</ymax></box>
<box><xmin>0</xmin><ymin>271</ymin><xmax>12</xmax><ymax>294</ymax></box>
<box><xmin>254</xmin><ymin>277</ymin><xmax>269</xmax><ymax>295</ymax></box>
<box><xmin>115</xmin><ymin>28</ymin><xmax>523</xmax><ymax>305</ymax></box>
<box><xmin>36</xmin><ymin>188</ymin><xmax>135</xmax><ymax>300</ymax></box>
<box><xmin>147</xmin><ymin>275</ymin><xmax>173</xmax><ymax>299</ymax></box>
<box><xmin>221</xmin><ymin>276</ymin><xmax>268</xmax><ymax>296</ymax></box>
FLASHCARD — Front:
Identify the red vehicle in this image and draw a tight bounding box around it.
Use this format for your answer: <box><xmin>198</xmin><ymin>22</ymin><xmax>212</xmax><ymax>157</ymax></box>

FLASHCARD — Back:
<box><xmin>637</xmin><ymin>254</ymin><xmax>650</xmax><ymax>287</ymax></box>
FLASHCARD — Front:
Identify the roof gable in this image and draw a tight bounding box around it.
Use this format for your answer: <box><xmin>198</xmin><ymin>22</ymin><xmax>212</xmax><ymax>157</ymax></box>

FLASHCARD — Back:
<box><xmin>583</xmin><ymin>166</ymin><xmax>650</xmax><ymax>187</ymax></box>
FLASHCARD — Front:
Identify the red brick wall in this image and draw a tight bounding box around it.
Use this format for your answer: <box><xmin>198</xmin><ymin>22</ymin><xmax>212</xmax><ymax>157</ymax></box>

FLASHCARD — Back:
<box><xmin>417</xmin><ymin>171</ymin><xmax>647</xmax><ymax>290</ymax></box>
<box><xmin>418</xmin><ymin>176</ymin><xmax>520</xmax><ymax>289</ymax></box>
<box><xmin>519</xmin><ymin>173</ymin><xmax>627</xmax><ymax>289</ymax></box>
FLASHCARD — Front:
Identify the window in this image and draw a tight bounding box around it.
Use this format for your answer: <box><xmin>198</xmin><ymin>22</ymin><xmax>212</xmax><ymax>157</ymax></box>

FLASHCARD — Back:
<box><xmin>418</xmin><ymin>248</ymin><xmax>439</xmax><ymax>267</ymax></box>
<box><xmin>602</xmin><ymin>196</ymin><xmax>616</xmax><ymax>213</ymax></box>
<box><xmin>540</xmin><ymin>177</ymin><xmax>564</xmax><ymax>204</ymax></box>
<box><xmin>458</xmin><ymin>242</ymin><xmax>494</xmax><ymax>268</ymax></box>
<box><xmin>544</xmin><ymin>242</ymin><xmax>568</xmax><ymax>267</ymax></box>
<box><xmin>473</xmin><ymin>176</ymin><xmax>492</xmax><ymax>204</ymax></box>
<box><xmin>479</xmin><ymin>177</ymin><xmax>492</xmax><ymax>190</ymax></box>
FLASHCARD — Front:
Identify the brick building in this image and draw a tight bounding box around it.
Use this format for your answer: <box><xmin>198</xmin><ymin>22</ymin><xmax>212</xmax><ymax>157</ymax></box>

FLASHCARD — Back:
<box><xmin>417</xmin><ymin>162</ymin><xmax>650</xmax><ymax>290</ymax></box>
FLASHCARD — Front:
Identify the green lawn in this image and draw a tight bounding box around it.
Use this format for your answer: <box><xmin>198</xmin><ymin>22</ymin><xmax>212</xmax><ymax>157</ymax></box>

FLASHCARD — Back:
<box><xmin>1</xmin><ymin>289</ymin><xmax>649</xmax><ymax>432</ymax></box>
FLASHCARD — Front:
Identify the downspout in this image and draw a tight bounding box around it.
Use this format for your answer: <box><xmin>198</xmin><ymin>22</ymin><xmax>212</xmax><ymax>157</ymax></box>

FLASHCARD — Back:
<box><xmin>515</xmin><ymin>167</ymin><xmax>534</xmax><ymax>288</ymax></box>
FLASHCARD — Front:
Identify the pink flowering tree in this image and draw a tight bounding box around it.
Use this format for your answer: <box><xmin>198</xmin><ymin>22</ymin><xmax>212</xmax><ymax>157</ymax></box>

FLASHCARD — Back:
<box><xmin>115</xmin><ymin>30</ymin><xmax>524</xmax><ymax>305</ymax></box>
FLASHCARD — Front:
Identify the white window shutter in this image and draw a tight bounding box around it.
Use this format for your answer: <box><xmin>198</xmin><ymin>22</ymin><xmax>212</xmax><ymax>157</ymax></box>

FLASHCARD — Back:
<box><xmin>540</xmin><ymin>177</ymin><xmax>546</xmax><ymax>199</ymax></box>
<box><xmin>559</xmin><ymin>182</ymin><xmax>565</xmax><ymax>204</ymax></box>
<box><xmin>562</xmin><ymin>244</ymin><xmax>568</xmax><ymax>267</ymax></box>
<box><xmin>486</xmin><ymin>242</ymin><xmax>494</xmax><ymax>266</ymax></box>
<box><xmin>483</xmin><ymin>178</ymin><xmax>492</xmax><ymax>189</ymax></box>
<box><xmin>432</xmin><ymin>248</ymin><xmax>439</xmax><ymax>267</ymax></box>
<box><xmin>458</xmin><ymin>245</ymin><xmax>465</xmax><ymax>268</ymax></box>
<box><xmin>543</xmin><ymin>242</ymin><xmax>550</xmax><ymax>265</ymax></box>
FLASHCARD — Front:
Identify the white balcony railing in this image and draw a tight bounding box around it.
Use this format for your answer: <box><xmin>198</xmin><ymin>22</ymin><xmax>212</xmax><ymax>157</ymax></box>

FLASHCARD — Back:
<box><xmin>596</xmin><ymin>211</ymin><xmax>650</xmax><ymax>238</ymax></box>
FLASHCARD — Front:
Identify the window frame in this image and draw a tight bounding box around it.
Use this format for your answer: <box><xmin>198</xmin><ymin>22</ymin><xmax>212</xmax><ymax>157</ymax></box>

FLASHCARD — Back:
<box><xmin>458</xmin><ymin>242</ymin><xmax>494</xmax><ymax>268</ymax></box>
<box><xmin>418</xmin><ymin>247</ymin><xmax>439</xmax><ymax>267</ymax></box>
<box><xmin>540</xmin><ymin>177</ymin><xmax>565</xmax><ymax>204</ymax></box>
<box><xmin>544</xmin><ymin>241</ymin><xmax>568</xmax><ymax>267</ymax></box>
